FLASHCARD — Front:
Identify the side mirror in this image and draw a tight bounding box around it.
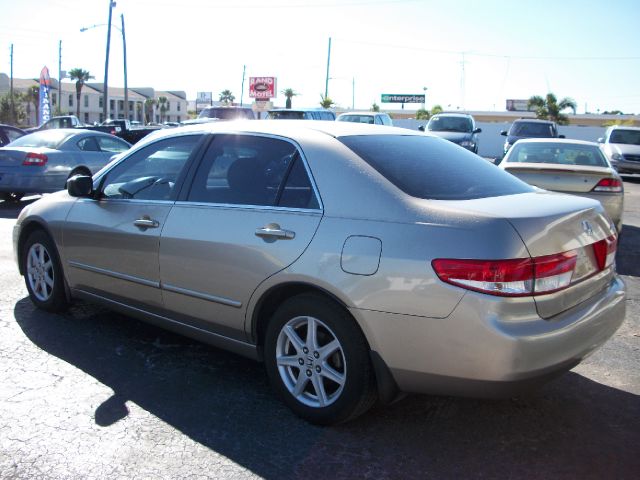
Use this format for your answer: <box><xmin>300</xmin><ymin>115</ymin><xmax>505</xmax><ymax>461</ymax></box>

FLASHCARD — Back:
<box><xmin>418</xmin><ymin>125</ymin><xmax>426</xmax><ymax>132</ymax></box>
<box><xmin>500</xmin><ymin>130</ymin><xmax>507</xmax><ymax>136</ymax></box>
<box><xmin>473</xmin><ymin>128</ymin><xmax>482</xmax><ymax>134</ymax></box>
<box><xmin>559</xmin><ymin>134</ymin><xmax>565</xmax><ymax>139</ymax></box>
<box><xmin>67</xmin><ymin>175</ymin><xmax>94</xmax><ymax>197</ymax></box>
<box><xmin>597</xmin><ymin>137</ymin><xmax>604</xmax><ymax>143</ymax></box>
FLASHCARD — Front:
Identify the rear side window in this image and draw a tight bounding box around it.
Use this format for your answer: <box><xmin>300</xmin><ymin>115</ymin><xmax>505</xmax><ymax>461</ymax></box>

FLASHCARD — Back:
<box><xmin>340</xmin><ymin>135</ymin><xmax>533</xmax><ymax>200</ymax></box>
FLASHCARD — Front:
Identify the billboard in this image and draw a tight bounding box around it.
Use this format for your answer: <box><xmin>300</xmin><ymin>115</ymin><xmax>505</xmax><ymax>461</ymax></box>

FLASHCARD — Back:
<box><xmin>196</xmin><ymin>91</ymin><xmax>212</xmax><ymax>104</ymax></box>
<box><xmin>249</xmin><ymin>77</ymin><xmax>277</xmax><ymax>99</ymax></box>
<box><xmin>506</xmin><ymin>99</ymin><xmax>534</xmax><ymax>112</ymax></box>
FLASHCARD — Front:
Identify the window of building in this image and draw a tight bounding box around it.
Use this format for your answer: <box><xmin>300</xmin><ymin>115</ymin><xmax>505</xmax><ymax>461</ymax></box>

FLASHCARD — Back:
<box><xmin>99</xmin><ymin>113</ymin><xmax>104</xmax><ymax>123</ymax></box>
<box><xmin>177</xmin><ymin>103</ymin><xmax>181</xmax><ymax>112</ymax></box>
<box><xmin>110</xmin><ymin>99</ymin><xmax>115</xmax><ymax>111</ymax></box>
<box><xmin>84</xmin><ymin>112</ymin><xmax>89</xmax><ymax>123</ymax></box>
<box><xmin>167</xmin><ymin>101</ymin><xmax>170</xmax><ymax>110</ymax></box>
<box><xmin>128</xmin><ymin>100</ymin><xmax>133</xmax><ymax>112</ymax></box>
<box><xmin>84</xmin><ymin>95</ymin><xmax>89</xmax><ymax>108</ymax></box>
<box><xmin>166</xmin><ymin>116</ymin><xmax>171</xmax><ymax>122</ymax></box>
<box><xmin>99</xmin><ymin>96</ymin><xmax>103</xmax><ymax>108</ymax></box>
<box><xmin>52</xmin><ymin>93</ymin><xmax>57</xmax><ymax>106</ymax></box>
<box><xmin>69</xmin><ymin>94</ymin><xmax>73</xmax><ymax>107</ymax></box>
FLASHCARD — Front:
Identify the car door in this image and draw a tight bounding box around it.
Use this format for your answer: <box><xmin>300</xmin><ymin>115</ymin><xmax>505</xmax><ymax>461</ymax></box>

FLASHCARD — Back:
<box><xmin>63</xmin><ymin>134</ymin><xmax>204</xmax><ymax>312</ymax></box>
<box><xmin>159</xmin><ymin>133</ymin><xmax>323</xmax><ymax>341</ymax></box>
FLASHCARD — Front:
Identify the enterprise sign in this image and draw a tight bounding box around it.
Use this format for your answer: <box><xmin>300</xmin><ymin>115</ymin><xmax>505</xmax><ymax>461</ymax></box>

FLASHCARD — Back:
<box><xmin>381</xmin><ymin>94</ymin><xmax>425</xmax><ymax>104</ymax></box>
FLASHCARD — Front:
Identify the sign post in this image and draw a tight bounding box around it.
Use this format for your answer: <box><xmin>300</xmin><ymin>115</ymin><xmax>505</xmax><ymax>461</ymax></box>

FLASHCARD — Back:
<box><xmin>195</xmin><ymin>91</ymin><xmax>212</xmax><ymax>115</ymax></box>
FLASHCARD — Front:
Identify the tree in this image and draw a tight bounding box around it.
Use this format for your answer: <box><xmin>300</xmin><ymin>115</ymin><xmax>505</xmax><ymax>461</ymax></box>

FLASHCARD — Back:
<box><xmin>319</xmin><ymin>94</ymin><xmax>334</xmax><ymax>109</ymax></box>
<box><xmin>281</xmin><ymin>88</ymin><xmax>298</xmax><ymax>109</ymax></box>
<box><xmin>68</xmin><ymin>68</ymin><xmax>94</xmax><ymax>119</ymax></box>
<box><xmin>156</xmin><ymin>96</ymin><xmax>168</xmax><ymax>123</ymax></box>
<box><xmin>527</xmin><ymin>93</ymin><xmax>576</xmax><ymax>125</ymax></box>
<box><xmin>416</xmin><ymin>109</ymin><xmax>429</xmax><ymax>120</ymax></box>
<box><xmin>430</xmin><ymin>104</ymin><xmax>443</xmax><ymax>116</ymax></box>
<box><xmin>371</xmin><ymin>102</ymin><xmax>380</xmax><ymax>112</ymax></box>
<box><xmin>0</xmin><ymin>93</ymin><xmax>26</xmax><ymax>125</ymax></box>
<box><xmin>26</xmin><ymin>85</ymin><xmax>39</xmax><ymax>125</ymax></box>
<box><xmin>144</xmin><ymin>98</ymin><xmax>156</xmax><ymax>124</ymax></box>
<box><xmin>219</xmin><ymin>89</ymin><xmax>235</xmax><ymax>105</ymax></box>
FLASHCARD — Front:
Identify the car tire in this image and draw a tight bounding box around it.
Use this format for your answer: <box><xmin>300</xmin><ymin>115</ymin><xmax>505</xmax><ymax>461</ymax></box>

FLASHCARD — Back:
<box><xmin>22</xmin><ymin>230</ymin><xmax>69</xmax><ymax>313</ymax></box>
<box><xmin>264</xmin><ymin>293</ymin><xmax>377</xmax><ymax>425</ymax></box>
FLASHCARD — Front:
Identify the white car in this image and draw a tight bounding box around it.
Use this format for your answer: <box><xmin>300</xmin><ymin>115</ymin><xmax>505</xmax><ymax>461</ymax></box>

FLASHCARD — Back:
<box><xmin>598</xmin><ymin>125</ymin><xmax>640</xmax><ymax>174</ymax></box>
<box><xmin>336</xmin><ymin>112</ymin><xmax>393</xmax><ymax>126</ymax></box>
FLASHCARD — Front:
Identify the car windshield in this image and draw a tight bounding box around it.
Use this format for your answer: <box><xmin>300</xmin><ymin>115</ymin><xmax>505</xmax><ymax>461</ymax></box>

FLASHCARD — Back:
<box><xmin>339</xmin><ymin>135</ymin><xmax>533</xmax><ymax>200</ymax></box>
<box><xmin>8</xmin><ymin>130</ymin><xmax>73</xmax><ymax>149</ymax></box>
<box><xmin>268</xmin><ymin>111</ymin><xmax>306</xmax><ymax>119</ymax></box>
<box><xmin>198</xmin><ymin>108</ymin><xmax>254</xmax><ymax>120</ymax></box>
<box><xmin>506</xmin><ymin>143</ymin><xmax>609</xmax><ymax>167</ymax></box>
<box><xmin>609</xmin><ymin>129</ymin><xmax>640</xmax><ymax>145</ymax></box>
<box><xmin>339</xmin><ymin>115</ymin><xmax>375</xmax><ymax>124</ymax></box>
<box><xmin>427</xmin><ymin>116</ymin><xmax>472</xmax><ymax>133</ymax></box>
<box><xmin>510</xmin><ymin>122</ymin><xmax>554</xmax><ymax>137</ymax></box>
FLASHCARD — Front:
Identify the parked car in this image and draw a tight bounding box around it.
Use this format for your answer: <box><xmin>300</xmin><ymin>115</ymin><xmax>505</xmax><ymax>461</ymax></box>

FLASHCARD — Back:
<box><xmin>500</xmin><ymin>119</ymin><xmax>564</xmax><ymax>156</ymax></box>
<box><xmin>14</xmin><ymin>120</ymin><xmax>625</xmax><ymax>425</ymax></box>
<box><xmin>336</xmin><ymin>112</ymin><xmax>393</xmax><ymax>126</ymax></box>
<box><xmin>0</xmin><ymin>124</ymin><xmax>26</xmax><ymax>147</ymax></box>
<box><xmin>0</xmin><ymin>129</ymin><xmax>130</xmax><ymax>201</ymax></box>
<box><xmin>598</xmin><ymin>125</ymin><xmax>640</xmax><ymax>174</ymax></box>
<box><xmin>418</xmin><ymin>113</ymin><xmax>481</xmax><ymax>153</ymax></box>
<box><xmin>266</xmin><ymin>109</ymin><xmax>336</xmax><ymax>120</ymax></box>
<box><xmin>25</xmin><ymin>115</ymin><xmax>84</xmax><ymax>133</ymax></box>
<box><xmin>193</xmin><ymin>106</ymin><xmax>256</xmax><ymax>122</ymax></box>
<box><xmin>499</xmin><ymin>138</ymin><xmax>624</xmax><ymax>232</ymax></box>
<box><xmin>91</xmin><ymin>119</ymin><xmax>162</xmax><ymax>145</ymax></box>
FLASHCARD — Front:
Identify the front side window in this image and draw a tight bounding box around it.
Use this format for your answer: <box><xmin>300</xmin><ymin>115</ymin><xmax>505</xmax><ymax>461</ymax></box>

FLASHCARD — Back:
<box><xmin>187</xmin><ymin>134</ymin><xmax>319</xmax><ymax>209</ymax></box>
<box><xmin>99</xmin><ymin>135</ymin><xmax>201</xmax><ymax>201</ymax></box>
<box><xmin>97</xmin><ymin>136</ymin><xmax>130</xmax><ymax>153</ymax></box>
<box><xmin>340</xmin><ymin>135</ymin><xmax>533</xmax><ymax>200</ymax></box>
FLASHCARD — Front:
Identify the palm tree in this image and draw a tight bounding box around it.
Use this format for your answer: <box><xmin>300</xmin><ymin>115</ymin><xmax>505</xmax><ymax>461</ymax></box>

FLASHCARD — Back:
<box><xmin>157</xmin><ymin>96</ymin><xmax>168</xmax><ymax>123</ymax></box>
<box><xmin>430</xmin><ymin>104</ymin><xmax>443</xmax><ymax>116</ymax></box>
<box><xmin>144</xmin><ymin>98</ymin><xmax>156</xmax><ymax>124</ymax></box>
<box><xmin>68</xmin><ymin>68</ymin><xmax>94</xmax><ymax>119</ymax></box>
<box><xmin>219</xmin><ymin>90</ymin><xmax>235</xmax><ymax>105</ymax></box>
<box><xmin>319</xmin><ymin>94</ymin><xmax>334</xmax><ymax>109</ymax></box>
<box><xmin>527</xmin><ymin>93</ymin><xmax>577</xmax><ymax>125</ymax></box>
<box><xmin>281</xmin><ymin>88</ymin><xmax>298</xmax><ymax>109</ymax></box>
<box><xmin>371</xmin><ymin>102</ymin><xmax>380</xmax><ymax>112</ymax></box>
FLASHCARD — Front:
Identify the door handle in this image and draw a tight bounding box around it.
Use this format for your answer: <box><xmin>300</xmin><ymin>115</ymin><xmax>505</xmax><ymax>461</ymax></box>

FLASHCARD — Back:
<box><xmin>255</xmin><ymin>223</ymin><xmax>295</xmax><ymax>240</ymax></box>
<box><xmin>134</xmin><ymin>217</ymin><xmax>160</xmax><ymax>229</ymax></box>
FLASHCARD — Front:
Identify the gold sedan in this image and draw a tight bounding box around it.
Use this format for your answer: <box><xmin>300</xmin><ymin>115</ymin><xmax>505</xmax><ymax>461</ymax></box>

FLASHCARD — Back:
<box><xmin>499</xmin><ymin>138</ymin><xmax>624</xmax><ymax>232</ymax></box>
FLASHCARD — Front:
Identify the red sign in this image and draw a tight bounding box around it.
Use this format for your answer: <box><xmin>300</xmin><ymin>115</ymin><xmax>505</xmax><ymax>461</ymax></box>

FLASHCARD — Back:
<box><xmin>249</xmin><ymin>77</ymin><xmax>277</xmax><ymax>99</ymax></box>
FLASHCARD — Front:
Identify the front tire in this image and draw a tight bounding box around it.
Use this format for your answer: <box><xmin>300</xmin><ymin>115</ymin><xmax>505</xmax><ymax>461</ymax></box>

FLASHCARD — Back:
<box><xmin>22</xmin><ymin>230</ymin><xmax>69</xmax><ymax>312</ymax></box>
<box><xmin>264</xmin><ymin>293</ymin><xmax>377</xmax><ymax>425</ymax></box>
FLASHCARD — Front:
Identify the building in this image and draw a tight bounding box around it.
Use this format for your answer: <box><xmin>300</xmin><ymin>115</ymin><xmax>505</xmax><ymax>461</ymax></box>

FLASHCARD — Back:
<box><xmin>0</xmin><ymin>73</ymin><xmax>188</xmax><ymax>126</ymax></box>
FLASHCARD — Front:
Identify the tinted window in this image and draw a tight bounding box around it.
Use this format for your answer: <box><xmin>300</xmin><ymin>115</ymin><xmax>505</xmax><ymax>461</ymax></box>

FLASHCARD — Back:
<box><xmin>187</xmin><ymin>134</ymin><xmax>301</xmax><ymax>207</ymax></box>
<box><xmin>77</xmin><ymin>137</ymin><xmax>101</xmax><ymax>152</ymax></box>
<box><xmin>510</xmin><ymin>122</ymin><xmax>554</xmax><ymax>137</ymax></box>
<box><xmin>4</xmin><ymin>127</ymin><xmax>24</xmax><ymax>142</ymax></box>
<box><xmin>100</xmin><ymin>135</ymin><xmax>201</xmax><ymax>201</ymax></box>
<box><xmin>609</xmin><ymin>129</ymin><xmax>640</xmax><ymax>145</ymax></box>
<box><xmin>198</xmin><ymin>108</ymin><xmax>255</xmax><ymax>120</ymax></box>
<box><xmin>428</xmin><ymin>116</ymin><xmax>472</xmax><ymax>132</ymax></box>
<box><xmin>97</xmin><ymin>136</ymin><xmax>130</xmax><ymax>153</ymax></box>
<box><xmin>278</xmin><ymin>155</ymin><xmax>320</xmax><ymax>209</ymax></box>
<box><xmin>507</xmin><ymin>143</ymin><xmax>609</xmax><ymax>167</ymax></box>
<box><xmin>339</xmin><ymin>115</ymin><xmax>375</xmax><ymax>124</ymax></box>
<box><xmin>340</xmin><ymin>135</ymin><xmax>533</xmax><ymax>200</ymax></box>
<box><xmin>268</xmin><ymin>111</ymin><xmax>305</xmax><ymax>120</ymax></box>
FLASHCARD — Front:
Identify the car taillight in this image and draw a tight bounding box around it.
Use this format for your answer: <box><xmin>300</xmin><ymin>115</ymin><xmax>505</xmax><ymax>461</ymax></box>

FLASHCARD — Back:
<box><xmin>432</xmin><ymin>249</ymin><xmax>581</xmax><ymax>297</ymax></box>
<box><xmin>592</xmin><ymin>178</ymin><xmax>622</xmax><ymax>193</ymax></box>
<box><xmin>22</xmin><ymin>152</ymin><xmax>48</xmax><ymax>166</ymax></box>
<box><xmin>592</xmin><ymin>235</ymin><xmax>617</xmax><ymax>270</ymax></box>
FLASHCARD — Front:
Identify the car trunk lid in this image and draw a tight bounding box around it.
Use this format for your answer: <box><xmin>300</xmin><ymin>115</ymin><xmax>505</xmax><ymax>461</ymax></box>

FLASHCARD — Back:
<box><xmin>438</xmin><ymin>191</ymin><xmax>617</xmax><ymax>319</ymax></box>
<box><xmin>503</xmin><ymin>163</ymin><xmax>616</xmax><ymax>193</ymax></box>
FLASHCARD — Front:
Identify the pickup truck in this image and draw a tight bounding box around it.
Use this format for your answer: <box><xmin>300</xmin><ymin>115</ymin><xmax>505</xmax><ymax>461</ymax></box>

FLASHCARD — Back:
<box><xmin>26</xmin><ymin>116</ymin><xmax>161</xmax><ymax>145</ymax></box>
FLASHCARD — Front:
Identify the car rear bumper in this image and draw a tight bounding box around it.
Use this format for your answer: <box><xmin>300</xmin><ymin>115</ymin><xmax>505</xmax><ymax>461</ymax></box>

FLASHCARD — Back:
<box><xmin>612</xmin><ymin>159</ymin><xmax>640</xmax><ymax>174</ymax></box>
<box><xmin>354</xmin><ymin>274</ymin><xmax>625</xmax><ymax>397</ymax></box>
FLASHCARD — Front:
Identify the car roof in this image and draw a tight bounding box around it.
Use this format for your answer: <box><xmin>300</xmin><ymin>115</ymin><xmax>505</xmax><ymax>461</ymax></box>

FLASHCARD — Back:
<box><xmin>512</xmin><ymin>118</ymin><xmax>556</xmax><ymax>124</ymax></box>
<box><xmin>509</xmin><ymin>138</ymin><xmax>598</xmax><ymax>147</ymax></box>
<box><xmin>607</xmin><ymin>125</ymin><xmax>640</xmax><ymax>131</ymax></box>
<box><xmin>268</xmin><ymin>108</ymin><xmax>333</xmax><ymax>112</ymax></box>
<box><xmin>430</xmin><ymin>113</ymin><xmax>473</xmax><ymax>118</ymax></box>
<box><xmin>338</xmin><ymin>112</ymin><xmax>385</xmax><ymax>116</ymax></box>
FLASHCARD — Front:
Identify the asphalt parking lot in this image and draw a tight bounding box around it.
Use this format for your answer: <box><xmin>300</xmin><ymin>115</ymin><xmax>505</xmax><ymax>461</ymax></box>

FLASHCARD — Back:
<box><xmin>1</xmin><ymin>181</ymin><xmax>639</xmax><ymax>480</ymax></box>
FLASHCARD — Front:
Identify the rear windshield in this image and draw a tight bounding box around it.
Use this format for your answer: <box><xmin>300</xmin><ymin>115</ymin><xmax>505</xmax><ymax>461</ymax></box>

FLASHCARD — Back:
<box><xmin>509</xmin><ymin>122</ymin><xmax>554</xmax><ymax>137</ymax></box>
<box><xmin>339</xmin><ymin>115</ymin><xmax>375</xmax><ymax>124</ymax></box>
<box><xmin>198</xmin><ymin>108</ymin><xmax>255</xmax><ymax>120</ymax></box>
<box><xmin>428</xmin><ymin>116</ymin><xmax>472</xmax><ymax>133</ymax></box>
<box><xmin>268</xmin><ymin>111</ymin><xmax>306</xmax><ymax>120</ymax></box>
<box><xmin>609</xmin><ymin>129</ymin><xmax>640</xmax><ymax>145</ymax></box>
<box><xmin>339</xmin><ymin>135</ymin><xmax>533</xmax><ymax>200</ymax></box>
<box><xmin>507</xmin><ymin>143</ymin><xmax>609</xmax><ymax>167</ymax></box>
<box><xmin>9</xmin><ymin>130</ymin><xmax>74</xmax><ymax>149</ymax></box>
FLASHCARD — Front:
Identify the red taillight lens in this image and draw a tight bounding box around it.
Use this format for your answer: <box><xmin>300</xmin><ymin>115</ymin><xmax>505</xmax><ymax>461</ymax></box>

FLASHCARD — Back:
<box><xmin>433</xmin><ymin>250</ymin><xmax>579</xmax><ymax>297</ymax></box>
<box><xmin>22</xmin><ymin>152</ymin><xmax>48</xmax><ymax>166</ymax></box>
<box><xmin>592</xmin><ymin>178</ymin><xmax>622</xmax><ymax>193</ymax></box>
<box><xmin>592</xmin><ymin>235</ymin><xmax>617</xmax><ymax>270</ymax></box>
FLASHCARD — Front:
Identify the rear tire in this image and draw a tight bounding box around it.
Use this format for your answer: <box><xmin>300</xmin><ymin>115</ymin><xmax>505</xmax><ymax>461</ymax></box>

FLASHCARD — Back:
<box><xmin>21</xmin><ymin>230</ymin><xmax>69</xmax><ymax>313</ymax></box>
<box><xmin>264</xmin><ymin>293</ymin><xmax>377</xmax><ymax>425</ymax></box>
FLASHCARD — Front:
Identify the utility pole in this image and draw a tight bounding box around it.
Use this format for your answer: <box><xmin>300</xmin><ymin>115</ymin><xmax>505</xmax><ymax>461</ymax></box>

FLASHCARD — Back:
<box><xmin>240</xmin><ymin>64</ymin><xmax>246</xmax><ymax>106</ymax></box>
<box><xmin>460</xmin><ymin>52</ymin><xmax>466</xmax><ymax>111</ymax></box>
<box><xmin>10</xmin><ymin>44</ymin><xmax>14</xmax><ymax>124</ymax></box>
<box><xmin>324</xmin><ymin>37</ymin><xmax>332</xmax><ymax>99</ymax></box>
<box><xmin>58</xmin><ymin>40</ymin><xmax>62</xmax><ymax>116</ymax></box>
<box><xmin>103</xmin><ymin>0</ymin><xmax>115</xmax><ymax>121</ymax></box>
<box><xmin>121</xmin><ymin>13</ymin><xmax>128</xmax><ymax>121</ymax></box>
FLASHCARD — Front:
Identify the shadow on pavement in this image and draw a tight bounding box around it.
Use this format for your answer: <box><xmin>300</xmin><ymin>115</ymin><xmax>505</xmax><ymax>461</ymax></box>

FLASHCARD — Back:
<box><xmin>13</xmin><ymin>297</ymin><xmax>640</xmax><ymax>479</ymax></box>
<box><xmin>617</xmin><ymin>224</ymin><xmax>640</xmax><ymax>277</ymax></box>
<box><xmin>0</xmin><ymin>197</ymin><xmax>39</xmax><ymax>219</ymax></box>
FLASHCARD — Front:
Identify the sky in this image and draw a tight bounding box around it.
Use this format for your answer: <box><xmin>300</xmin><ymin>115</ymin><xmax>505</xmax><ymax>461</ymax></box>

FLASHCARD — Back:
<box><xmin>1</xmin><ymin>0</ymin><xmax>639</xmax><ymax>114</ymax></box>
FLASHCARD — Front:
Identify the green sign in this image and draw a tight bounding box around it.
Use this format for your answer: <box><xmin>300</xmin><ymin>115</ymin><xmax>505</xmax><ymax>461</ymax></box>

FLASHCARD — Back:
<box><xmin>381</xmin><ymin>94</ymin><xmax>425</xmax><ymax>104</ymax></box>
